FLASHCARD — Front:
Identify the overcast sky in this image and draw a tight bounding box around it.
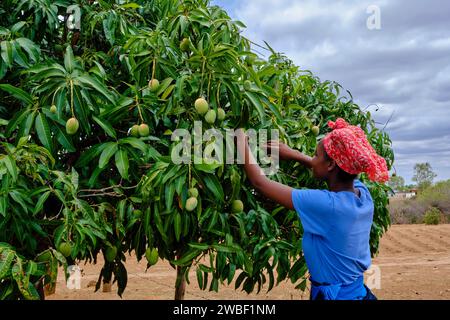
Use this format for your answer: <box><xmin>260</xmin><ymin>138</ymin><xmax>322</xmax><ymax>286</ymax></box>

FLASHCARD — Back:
<box><xmin>212</xmin><ymin>0</ymin><xmax>450</xmax><ymax>184</ymax></box>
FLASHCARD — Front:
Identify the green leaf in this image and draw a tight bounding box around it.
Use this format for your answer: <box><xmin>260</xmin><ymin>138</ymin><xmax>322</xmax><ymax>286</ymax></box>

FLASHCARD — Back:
<box><xmin>155</xmin><ymin>77</ymin><xmax>173</xmax><ymax>96</ymax></box>
<box><xmin>11</xmin><ymin>21</ymin><xmax>26</xmax><ymax>33</ymax></box>
<box><xmin>18</xmin><ymin>110</ymin><xmax>36</xmax><ymax>138</ymax></box>
<box><xmin>88</xmin><ymin>166</ymin><xmax>105</xmax><ymax>188</ymax></box>
<box><xmin>33</xmin><ymin>191</ymin><xmax>51</xmax><ymax>215</ymax></box>
<box><xmin>9</xmin><ymin>190</ymin><xmax>28</xmax><ymax>213</ymax></box>
<box><xmin>202</xmin><ymin>175</ymin><xmax>224</xmax><ymax>202</ymax></box>
<box><xmin>116</xmin><ymin>261</ymin><xmax>128</xmax><ymax>298</ymax></box>
<box><xmin>0</xmin><ymin>249</ymin><xmax>15</xmax><ymax>280</ymax></box>
<box><xmin>54</xmin><ymin>125</ymin><xmax>76</xmax><ymax>152</ymax></box>
<box><xmin>100</xmin><ymin>96</ymin><xmax>133</xmax><ymax>118</ymax></box>
<box><xmin>196</xmin><ymin>268</ymin><xmax>203</xmax><ymax>290</ymax></box>
<box><xmin>73</xmin><ymin>86</ymin><xmax>90</xmax><ymax>134</ymax></box>
<box><xmin>119</xmin><ymin>137</ymin><xmax>147</xmax><ymax>153</ymax></box>
<box><xmin>260</xmin><ymin>95</ymin><xmax>282</xmax><ymax>121</ymax></box>
<box><xmin>71</xmin><ymin>167</ymin><xmax>79</xmax><ymax>191</ymax></box>
<box><xmin>172</xmin><ymin>249</ymin><xmax>201</xmax><ymax>266</ymax></box>
<box><xmin>188</xmin><ymin>243</ymin><xmax>209</xmax><ymax>250</ymax></box>
<box><xmin>165</xmin><ymin>181</ymin><xmax>176</xmax><ymax>211</ymax></box>
<box><xmin>153</xmin><ymin>205</ymin><xmax>168</xmax><ymax>244</ymax></box>
<box><xmin>114</xmin><ymin>149</ymin><xmax>129</xmax><ymax>179</ymax></box>
<box><xmin>0</xmin><ymin>196</ymin><xmax>7</xmax><ymax>217</ymax></box>
<box><xmin>174</xmin><ymin>212</ymin><xmax>181</xmax><ymax>242</ymax></box>
<box><xmin>227</xmin><ymin>263</ymin><xmax>236</xmax><ymax>285</ymax></box>
<box><xmin>175</xmin><ymin>174</ymin><xmax>186</xmax><ymax>196</ymax></box>
<box><xmin>161</xmin><ymin>84</ymin><xmax>175</xmax><ymax>100</ymax></box>
<box><xmin>75</xmin><ymin>143</ymin><xmax>108</xmax><ymax>168</ymax></box>
<box><xmin>3</xmin><ymin>155</ymin><xmax>17</xmax><ymax>181</ymax></box>
<box><xmin>245</xmin><ymin>91</ymin><xmax>266</xmax><ymax>123</ymax></box>
<box><xmin>11</xmin><ymin>41</ymin><xmax>28</xmax><ymax>67</ymax></box>
<box><xmin>35</xmin><ymin>113</ymin><xmax>53</xmax><ymax>154</ymax></box>
<box><xmin>77</xmin><ymin>75</ymin><xmax>115</xmax><ymax>104</ymax></box>
<box><xmin>235</xmin><ymin>272</ymin><xmax>247</xmax><ymax>290</ymax></box>
<box><xmin>194</xmin><ymin>162</ymin><xmax>221</xmax><ymax>173</ymax></box>
<box><xmin>211</xmin><ymin>244</ymin><xmax>237</xmax><ymax>253</ymax></box>
<box><xmin>98</xmin><ymin>142</ymin><xmax>118</xmax><ymax>169</ymax></box>
<box><xmin>210</xmin><ymin>277</ymin><xmax>219</xmax><ymax>292</ymax></box>
<box><xmin>4</xmin><ymin>108</ymin><xmax>29</xmax><ymax>137</ymax></box>
<box><xmin>102</xmin><ymin>13</ymin><xmax>116</xmax><ymax>46</ymax></box>
<box><xmin>64</xmin><ymin>45</ymin><xmax>75</xmax><ymax>73</ymax></box>
<box><xmin>15</xmin><ymin>37</ymin><xmax>40</xmax><ymax>62</ymax></box>
<box><xmin>120</xmin><ymin>3</ymin><xmax>141</xmax><ymax>9</ymax></box>
<box><xmin>92</xmin><ymin>115</ymin><xmax>117</xmax><ymax>139</ymax></box>
<box><xmin>0</xmin><ymin>84</ymin><xmax>33</xmax><ymax>105</ymax></box>
<box><xmin>1</xmin><ymin>40</ymin><xmax>13</xmax><ymax>67</ymax></box>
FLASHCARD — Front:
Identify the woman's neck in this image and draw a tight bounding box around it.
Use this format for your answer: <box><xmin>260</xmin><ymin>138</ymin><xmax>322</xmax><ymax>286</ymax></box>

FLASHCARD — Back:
<box><xmin>326</xmin><ymin>176</ymin><xmax>355</xmax><ymax>193</ymax></box>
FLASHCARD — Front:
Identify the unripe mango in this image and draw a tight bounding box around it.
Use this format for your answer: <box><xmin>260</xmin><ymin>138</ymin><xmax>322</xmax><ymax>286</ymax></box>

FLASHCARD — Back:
<box><xmin>66</xmin><ymin>117</ymin><xmax>79</xmax><ymax>135</ymax></box>
<box><xmin>58</xmin><ymin>242</ymin><xmax>73</xmax><ymax>258</ymax></box>
<box><xmin>195</xmin><ymin>98</ymin><xmax>209</xmax><ymax>115</ymax></box>
<box><xmin>148</xmin><ymin>79</ymin><xmax>160</xmax><ymax>92</ymax></box>
<box><xmin>36</xmin><ymin>250</ymin><xmax>52</xmax><ymax>263</ymax></box>
<box><xmin>311</xmin><ymin>126</ymin><xmax>320</xmax><ymax>136</ymax></box>
<box><xmin>50</xmin><ymin>105</ymin><xmax>57</xmax><ymax>114</ymax></box>
<box><xmin>145</xmin><ymin>248</ymin><xmax>159</xmax><ymax>265</ymax></box>
<box><xmin>133</xmin><ymin>209</ymin><xmax>143</xmax><ymax>219</ymax></box>
<box><xmin>245</xmin><ymin>55</ymin><xmax>255</xmax><ymax>65</ymax></box>
<box><xmin>185</xmin><ymin>197</ymin><xmax>198</xmax><ymax>211</ymax></box>
<box><xmin>139</xmin><ymin>123</ymin><xmax>150</xmax><ymax>137</ymax></box>
<box><xmin>204</xmin><ymin>109</ymin><xmax>216</xmax><ymax>124</ymax></box>
<box><xmin>188</xmin><ymin>188</ymin><xmax>199</xmax><ymax>198</ymax></box>
<box><xmin>130</xmin><ymin>124</ymin><xmax>140</xmax><ymax>137</ymax></box>
<box><xmin>231</xmin><ymin>200</ymin><xmax>244</xmax><ymax>213</ymax></box>
<box><xmin>105</xmin><ymin>246</ymin><xmax>117</xmax><ymax>262</ymax></box>
<box><xmin>217</xmin><ymin>108</ymin><xmax>226</xmax><ymax>121</ymax></box>
<box><xmin>180</xmin><ymin>38</ymin><xmax>190</xmax><ymax>52</ymax></box>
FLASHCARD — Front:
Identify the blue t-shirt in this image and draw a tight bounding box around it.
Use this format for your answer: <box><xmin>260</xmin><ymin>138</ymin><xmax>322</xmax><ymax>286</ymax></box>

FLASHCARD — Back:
<box><xmin>291</xmin><ymin>180</ymin><xmax>374</xmax><ymax>296</ymax></box>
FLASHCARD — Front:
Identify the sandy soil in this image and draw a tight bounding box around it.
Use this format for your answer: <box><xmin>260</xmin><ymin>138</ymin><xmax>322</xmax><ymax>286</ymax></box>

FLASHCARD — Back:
<box><xmin>47</xmin><ymin>224</ymin><xmax>450</xmax><ymax>300</ymax></box>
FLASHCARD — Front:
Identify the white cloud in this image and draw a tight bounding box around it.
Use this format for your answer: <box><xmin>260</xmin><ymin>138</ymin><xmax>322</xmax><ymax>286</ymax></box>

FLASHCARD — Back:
<box><xmin>214</xmin><ymin>0</ymin><xmax>450</xmax><ymax>184</ymax></box>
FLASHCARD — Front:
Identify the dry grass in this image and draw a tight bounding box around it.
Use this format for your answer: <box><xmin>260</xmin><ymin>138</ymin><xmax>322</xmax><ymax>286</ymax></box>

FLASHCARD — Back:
<box><xmin>389</xmin><ymin>180</ymin><xmax>450</xmax><ymax>224</ymax></box>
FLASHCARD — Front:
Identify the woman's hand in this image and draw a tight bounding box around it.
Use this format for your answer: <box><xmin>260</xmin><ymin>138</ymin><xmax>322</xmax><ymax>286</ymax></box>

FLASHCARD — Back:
<box><xmin>235</xmin><ymin>130</ymin><xmax>295</xmax><ymax>210</ymax></box>
<box><xmin>235</xmin><ymin>128</ymin><xmax>247</xmax><ymax>143</ymax></box>
<box><xmin>265</xmin><ymin>140</ymin><xmax>296</xmax><ymax>161</ymax></box>
<box><xmin>265</xmin><ymin>140</ymin><xmax>313</xmax><ymax>168</ymax></box>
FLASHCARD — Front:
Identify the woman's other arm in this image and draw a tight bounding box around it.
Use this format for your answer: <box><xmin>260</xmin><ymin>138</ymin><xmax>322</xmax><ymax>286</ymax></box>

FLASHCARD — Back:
<box><xmin>236</xmin><ymin>129</ymin><xmax>294</xmax><ymax>210</ymax></box>
<box><xmin>266</xmin><ymin>140</ymin><xmax>313</xmax><ymax>168</ymax></box>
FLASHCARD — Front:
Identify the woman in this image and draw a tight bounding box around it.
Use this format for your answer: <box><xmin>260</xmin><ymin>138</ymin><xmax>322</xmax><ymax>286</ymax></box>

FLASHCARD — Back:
<box><xmin>236</xmin><ymin>118</ymin><xmax>388</xmax><ymax>300</ymax></box>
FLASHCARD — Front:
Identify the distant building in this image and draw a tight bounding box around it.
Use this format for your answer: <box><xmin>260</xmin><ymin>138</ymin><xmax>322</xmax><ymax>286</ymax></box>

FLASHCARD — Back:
<box><xmin>390</xmin><ymin>189</ymin><xmax>417</xmax><ymax>199</ymax></box>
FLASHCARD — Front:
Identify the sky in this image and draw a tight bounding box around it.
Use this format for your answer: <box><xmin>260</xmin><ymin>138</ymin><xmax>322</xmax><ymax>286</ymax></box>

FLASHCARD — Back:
<box><xmin>212</xmin><ymin>0</ymin><xmax>450</xmax><ymax>184</ymax></box>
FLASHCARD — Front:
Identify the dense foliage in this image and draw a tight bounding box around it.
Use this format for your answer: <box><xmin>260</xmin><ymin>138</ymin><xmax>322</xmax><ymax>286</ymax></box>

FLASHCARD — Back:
<box><xmin>0</xmin><ymin>0</ymin><xmax>393</xmax><ymax>299</ymax></box>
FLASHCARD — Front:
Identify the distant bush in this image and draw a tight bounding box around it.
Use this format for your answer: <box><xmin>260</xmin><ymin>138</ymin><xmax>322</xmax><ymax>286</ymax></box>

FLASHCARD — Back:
<box><xmin>417</xmin><ymin>180</ymin><xmax>450</xmax><ymax>214</ymax></box>
<box><xmin>389</xmin><ymin>199</ymin><xmax>427</xmax><ymax>224</ymax></box>
<box><xmin>389</xmin><ymin>180</ymin><xmax>450</xmax><ymax>224</ymax></box>
<box><xmin>423</xmin><ymin>207</ymin><xmax>441</xmax><ymax>225</ymax></box>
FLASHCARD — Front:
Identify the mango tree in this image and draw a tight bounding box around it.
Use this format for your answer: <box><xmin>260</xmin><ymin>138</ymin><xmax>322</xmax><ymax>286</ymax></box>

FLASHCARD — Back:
<box><xmin>0</xmin><ymin>0</ymin><xmax>393</xmax><ymax>300</ymax></box>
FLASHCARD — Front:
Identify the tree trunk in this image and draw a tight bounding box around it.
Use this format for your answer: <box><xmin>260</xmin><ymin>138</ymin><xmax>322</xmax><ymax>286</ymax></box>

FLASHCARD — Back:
<box><xmin>102</xmin><ymin>281</ymin><xmax>112</xmax><ymax>292</ymax></box>
<box><xmin>36</xmin><ymin>279</ymin><xmax>45</xmax><ymax>300</ymax></box>
<box><xmin>174</xmin><ymin>265</ymin><xmax>186</xmax><ymax>300</ymax></box>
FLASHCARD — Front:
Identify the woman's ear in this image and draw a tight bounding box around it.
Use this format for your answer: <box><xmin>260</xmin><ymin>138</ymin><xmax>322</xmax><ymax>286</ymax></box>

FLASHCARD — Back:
<box><xmin>327</xmin><ymin>159</ymin><xmax>336</xmax><ymax>172</ymax></box>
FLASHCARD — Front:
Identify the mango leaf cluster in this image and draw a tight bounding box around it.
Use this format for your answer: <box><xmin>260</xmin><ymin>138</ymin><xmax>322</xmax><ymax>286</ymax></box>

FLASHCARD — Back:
<box><xmin>0</xmin><ymin>0</ymin><xmax>393</xmax><ymax>299</ymax></box>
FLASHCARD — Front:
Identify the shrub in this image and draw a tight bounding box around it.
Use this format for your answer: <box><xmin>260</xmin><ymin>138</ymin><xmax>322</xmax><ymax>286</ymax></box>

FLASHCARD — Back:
<box><xmin>423</xmin><ymin>207</ymin><xmax>441</xmax><ymax>225</ymax></box>
<box><xmin>417</xmin><ymin>180</ymin><xmax>450</xmax><ymax>213</ymax></box>
<box><xmin>389</xmin><ymin>199</ymin><xmax>426</xmax><ymax>224</ymax></box>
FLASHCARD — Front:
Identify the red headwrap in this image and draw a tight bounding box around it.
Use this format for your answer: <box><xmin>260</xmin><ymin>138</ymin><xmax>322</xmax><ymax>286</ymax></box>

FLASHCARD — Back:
<box><xmin>323</xmin><ymin>118</ymin><xmax>389</xmax><ymax>183</ymax></box>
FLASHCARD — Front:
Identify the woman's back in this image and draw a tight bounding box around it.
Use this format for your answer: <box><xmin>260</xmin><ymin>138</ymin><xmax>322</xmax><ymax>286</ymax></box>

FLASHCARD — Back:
<box><xmin>292</xmin><ymin>180</ymin><xmax>374</xmax><ymax>289</ymax></box>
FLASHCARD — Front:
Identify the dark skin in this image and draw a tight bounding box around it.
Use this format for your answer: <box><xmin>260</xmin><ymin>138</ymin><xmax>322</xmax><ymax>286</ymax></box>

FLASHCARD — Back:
<box><xmin>235</xmin><ymin>129</ymin><xmax>359</xmax><ymax>210</ymax></box>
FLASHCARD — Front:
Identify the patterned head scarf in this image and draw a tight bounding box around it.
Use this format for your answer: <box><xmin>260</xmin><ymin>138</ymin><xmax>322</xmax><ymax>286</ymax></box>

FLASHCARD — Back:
<box><xmin>323</xmin><ymin>118</ymin><xmax>389</xmax><ymax>183</ymax></box>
